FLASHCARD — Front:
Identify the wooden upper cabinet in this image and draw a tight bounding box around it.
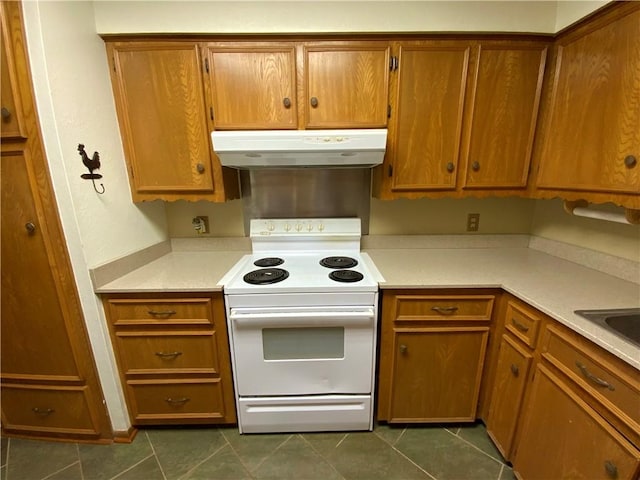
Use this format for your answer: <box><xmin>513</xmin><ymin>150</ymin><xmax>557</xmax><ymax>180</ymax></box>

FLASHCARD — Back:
<box><xmin>0</xmin><ymin>5</ymin><xmax>26</xmax><ymax>140</ymax></box>
<box><xmin>109</xmin><ymin>42</ymin><xmax>218</xmax><ymax>199</ymax></box>
<box><xmin>206</xmin><ymin>44</ymin><xmax>297</xmax><ymax>130</ymax></box>
<box><xmin>536</xmin><ymin>4</ymin><xmax>640</xmax><ymax>195</ymax></box>
<box><xmin>389</xmin><ymin>43</ymin><xmax>471</xmax><ymax>191</ymax></box>
<box><xmin>462</xmin><ymin>43</ymin><xmax>547</xmax><ymax>189</ymax></box>
<box><xmin>303</xmin><ymin>43</ymin><xmax>390</xmax><ymax>129</ymax></box>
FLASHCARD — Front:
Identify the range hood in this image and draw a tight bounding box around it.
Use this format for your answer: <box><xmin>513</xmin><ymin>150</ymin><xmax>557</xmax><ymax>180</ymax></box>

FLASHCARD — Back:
<box><xmin>212</xmin><ymin>129</ymin><xmax>387</xmax><ymax>168</ymax></box>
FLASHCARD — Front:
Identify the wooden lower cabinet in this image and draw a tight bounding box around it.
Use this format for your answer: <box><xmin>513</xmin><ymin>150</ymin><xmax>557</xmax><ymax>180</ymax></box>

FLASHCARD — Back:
<box><xmin>1</xmin><ymin>1</ymin><xmax>111</xmax><ymax>442</ymax></box>
<box><xmin>485</xmin><ymin>334</ymin><xmax>533</xmax><ymax>459</ymax></box>
<box><xmin>377</xmin><ymin>290</ymin><xmax>495</xmax><ymax>423</ymax></box>
<box><xmin>388</xmin><ymin>328</ymin><xmax>489</xmax><ymax>422</ymax></box>
<box><xmin>102</xmin><ymin>293</ymin><xmax>236</xmax><ymax>426</ymax></box>
<box><xmin>513</xmin><ymin>364</ymin><xmax>640</xmax><ymax>480</ymax></box>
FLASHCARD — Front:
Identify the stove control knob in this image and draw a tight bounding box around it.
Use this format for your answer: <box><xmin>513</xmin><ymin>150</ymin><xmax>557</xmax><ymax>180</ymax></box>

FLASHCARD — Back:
<box><xmin>284</xmin><ymin>223</ymin><xmax>291</xmax><ymax>232</ymax></box>
<box><xmin>317</xmin><ymin>223</ymin><xmax>325</xmax><ymax>232</ymax></box>
<box><xmin>267</xmin><ymin>222</ymin><xmax>275</xmax><ymax>231</ymax></box>
<box><xmin>307</xmin><ymin>224</ymin><xmax>313</xmax><ymax>231</ymax></box>
<box><xmin>295</xmin><ymin>223</ymin><xmax>303</xmax><ymax>232</ymax></box>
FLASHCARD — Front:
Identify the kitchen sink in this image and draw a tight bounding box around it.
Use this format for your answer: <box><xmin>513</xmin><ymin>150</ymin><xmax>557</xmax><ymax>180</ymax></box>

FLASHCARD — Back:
<box><xmin>574</xmin><ymin>308</ymin><xmax>640</xmax><ymax>347</ymax></box>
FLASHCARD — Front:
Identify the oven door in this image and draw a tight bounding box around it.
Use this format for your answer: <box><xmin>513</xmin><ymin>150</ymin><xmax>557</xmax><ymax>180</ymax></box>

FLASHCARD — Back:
<box><xmin>228</xmin><ymin>305</ymin><xmax>376</xmax><ymax>396</ymax></box>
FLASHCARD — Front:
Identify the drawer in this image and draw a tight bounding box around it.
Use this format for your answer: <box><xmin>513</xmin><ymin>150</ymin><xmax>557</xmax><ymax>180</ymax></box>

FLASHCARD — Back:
<box><xmin>115</xmin><ymin>331</ymin><xmax>220</xmax><ymax>374</ymax></box>
<box><xmin>393</xmin><ymin>295</ymin><xmax>495</xmax><ymax>321</ymax></box>
<box><xmin>542</xmin><ymin>325</ymin><xmax>640</xmax><ymax>435</ymax></box>
<box><xmin>106</xmin><ymin>298</ymin><xmax>214</xmax><ymax>326</ymax></box>
<box><xmin>504</xmin><ymin>299</ymin><xmax>541</xmax><ymax>348</ymax></box>
<box><xmin>1</xmin><ymin>384</ymin><xmax>98</xmax><ymax>436</ymax></box>
<box><xmin>126</xmin><ymin>379</ymin><xmax>226</xmax><ymax>424</ymax></box>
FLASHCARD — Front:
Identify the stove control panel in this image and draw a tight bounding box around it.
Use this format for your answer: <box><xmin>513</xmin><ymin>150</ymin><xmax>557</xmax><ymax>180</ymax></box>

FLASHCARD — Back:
<box><xmin>250</xmin><ymin>218</ymin><xmax>360</xmax><ymax>237</ymax></box>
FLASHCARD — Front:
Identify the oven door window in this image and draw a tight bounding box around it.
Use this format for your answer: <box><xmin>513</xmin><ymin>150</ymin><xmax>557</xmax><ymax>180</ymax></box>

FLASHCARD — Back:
<box><xmin>262</xmin><ymin>327</ymin><xmax>344</xmax><ymax>360</ymax></box>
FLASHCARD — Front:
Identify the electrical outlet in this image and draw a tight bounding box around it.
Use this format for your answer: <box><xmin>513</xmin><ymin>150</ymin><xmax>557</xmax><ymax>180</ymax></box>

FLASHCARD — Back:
<box><xmin>467</xmin><ymin>213</ymin><xmax>480</xmax><ymax>232</ymax></box>
<box><xmin>192</xmin><ymin>216</ymin><xmax>209</xmax><ymax>235</ymax></box>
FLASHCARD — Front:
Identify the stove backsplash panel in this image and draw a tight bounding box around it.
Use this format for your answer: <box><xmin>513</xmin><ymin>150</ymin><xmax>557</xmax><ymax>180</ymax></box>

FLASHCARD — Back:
<box><xmin>240</xmin><ymin>169</ymin><xmax>372</xmax><ymax>235</ymax></box>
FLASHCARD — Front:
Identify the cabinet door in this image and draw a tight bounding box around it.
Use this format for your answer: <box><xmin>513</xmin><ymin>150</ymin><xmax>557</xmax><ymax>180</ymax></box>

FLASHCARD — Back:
<box><xmin>206</xmin><ymin>44</ymin><xmax>297</xmax><ymax>129</ymax></box>
<box><xmin>390</xmin><ymin>43</ymin><xmax>470</xmax><ymax>191</ymax></box>
<box><xmin>513</xmin><ymin>364</ymin><xmax>640</xmax><ymax>480</ymax></box>
<box><xmin>1</xmin><ymin>150</ymin><xmax>80</xmax><ymax>377</ymax></box>
<box><xmin>388</xmin><ymin>327</ymin><xmax>489</xmax><ymax>422</ymax></box>
<box><xmin>462</xmin><ymin>44</ymin><xmax>546</xmax><ymax>189</ymax></box>
<box><xmin>110</xmin><ymin>43</ymin><xmax>215</xmax><ymax>194</ymax></box>
<box><xmin>485</xmin><ymin>334</ymin><xmax>533</xmax><ymax>460</ymax></box>
<box><xmin>0</xmin><ymin>5</ymin><xmax>25</xmax><ymax>140</ymax></box>
<box><xmin>303</xmin><ymin>43</ymin><xmax>390</xmax><ymax>128</ymax></box>
<box><xmin>536</xmin><ymin>6</ymin><xmax>640</xmax><ymax>194</ymax></box>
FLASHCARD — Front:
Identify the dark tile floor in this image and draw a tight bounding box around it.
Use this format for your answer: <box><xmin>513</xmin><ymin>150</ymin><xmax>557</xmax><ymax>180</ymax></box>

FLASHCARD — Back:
<box><xmin>0</xmin><ymin>422</ymin><xmax>516</xmax><ymax>480</ymax></box>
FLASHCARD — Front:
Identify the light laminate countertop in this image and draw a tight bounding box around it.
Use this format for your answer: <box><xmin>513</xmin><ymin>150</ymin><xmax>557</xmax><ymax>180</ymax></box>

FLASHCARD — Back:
<box><xmin>95</xmin><ymin>245</ymin><xmax>640</xmax><ymax>369</ymax></box>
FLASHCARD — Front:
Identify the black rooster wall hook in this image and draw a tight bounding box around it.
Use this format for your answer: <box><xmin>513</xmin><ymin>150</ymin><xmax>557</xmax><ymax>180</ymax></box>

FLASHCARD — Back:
<box><xmin>78</xmin><ymin>144</ymin><xmax>105</xmax><ymax>194</ymax></box>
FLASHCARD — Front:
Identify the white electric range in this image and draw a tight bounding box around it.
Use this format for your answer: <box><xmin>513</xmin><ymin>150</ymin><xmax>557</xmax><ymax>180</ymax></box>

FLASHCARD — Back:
<box><xmin>220</xmin><ymin>218</ymin><xmax>383</xmax><ymax>433</ymax></box>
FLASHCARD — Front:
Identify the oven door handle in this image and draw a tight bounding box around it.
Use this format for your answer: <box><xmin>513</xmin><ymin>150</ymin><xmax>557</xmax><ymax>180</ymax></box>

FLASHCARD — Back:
<box><xmin>229</xmin><ymin>309</ymin><xmax>375</xmax><ymax>328</ymax></box>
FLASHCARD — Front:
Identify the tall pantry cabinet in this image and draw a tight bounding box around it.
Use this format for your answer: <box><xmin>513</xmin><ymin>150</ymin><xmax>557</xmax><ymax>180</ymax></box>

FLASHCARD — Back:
<box><xmin>0</xmin><ymin>1</ymin><xmax>112</xmax><ymax>442</ymax></box>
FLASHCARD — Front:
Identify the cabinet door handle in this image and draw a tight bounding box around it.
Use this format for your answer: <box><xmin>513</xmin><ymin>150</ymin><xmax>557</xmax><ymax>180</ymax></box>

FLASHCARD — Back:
<box><xmin>399</xmin><ymin>344</ymin><xmax>408</xmax><ymax>354</ymax></box>
<box><xmin>147</xmin><ymin>310</ymin><xmax>177</xmax><ymax>317</ymax></box>
<box><xmin>624</xmin><ymin>155</ymin><xmax>637</xmax><ymax>168</ymax></box>
<box><xmin>32</xmin><ymin>407</ymin><xmax>55</xmax><ymax>415</ymax></box>
<box><xmin>283</xmin><ymin>97</ymin><xmax>292</xmax><ymax>109</ymax></box>
<box><xmin>510</xmin><ymin>364</ymin><xmax>519</xmax><ymax>377</ymax></box>
<box><xmin>471</xmin><ymin>161</ymin><xmax>480</xmax><ymax>171</ymax></box>
<box><xmin>446</xmin><ymin>162</ymin><xmax>455</xmax><ymax>173</ymax></box>
<box><xmin>25</xmin><ymin>222</ymin><xmax>36</xmax><ymax>234</ymax></box>
<box><xmin>164</xmin><ymin>397</ymin><xmax>190</xmax><ymax>406</ymax></box>
<box><xmin>511</xmin><ymin>318</ymin><xmax>530</xmax><ymax>333</ymax></box>
<box><xmin>1</xmin><ymin>107</ymin><xmax>11</xmax><ymax>119</ymax></box>
<box><xmin>604</xmin><ymin>460</ymin><xmax>618</xmax><ymax>478</ymax></box>
<box><xmin>431</xmin><ymin>306</ymin><xmax>459</xmax><ymax>315</ymax></box>
<box><xmin>575</xmin><ymin>361</ymin><xmax>615</xmax><ymax>391</ymax></box>
<box><xmin>155</xmin><ymin>351</ymin><xmax>182</xmax><ymax>359</ymax></box>
<box><xmin>196</xmin><ymin>163</ymin><xmax>205</xmax><ymax>174</ymax></box>
<box><xmin>310</xmin><ymin>97</ymin><xmax>319</xmax><ymax>108</ymax></box>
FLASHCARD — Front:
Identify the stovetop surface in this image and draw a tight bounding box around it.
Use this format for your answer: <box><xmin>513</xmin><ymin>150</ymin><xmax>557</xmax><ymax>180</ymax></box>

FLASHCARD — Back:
<box><xmin>223</xmin><ymin>252</ymin><xmax>379</xmax><ymax>295</ymax></box>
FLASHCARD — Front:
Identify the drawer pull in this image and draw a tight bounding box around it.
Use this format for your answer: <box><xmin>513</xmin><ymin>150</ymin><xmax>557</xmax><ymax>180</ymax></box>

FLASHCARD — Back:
<box><xmin>147</xmin><ymin>309</ymin><xmax>177</xmax><ymax>318</ymax></box>
<box><xmin>431</xmin><ymin>306</ymin><xmax>459</xmax><ymax>315</ymax></box>
<box><xmin>399</xmin><ymin>344</ymin><xmax>408</xmax><ymax>354</ymax></box>
<box><xmin>604</xmin><ymin>460</ymin><xmax>618</xmax><ymax>478</ymax></box>
<box><xmin>155</xmin><ymin>351</ymin><xmax>183</xmax><ymax>359</ymax></box>
<box><xmin>164</xmin><ymin>397</ymin><xmax>190</xmax><ymax>406</ymax></box>
<box><xmin>510</xmin><ymin>364</ymin><xmax>519</xmax><ymax>377</ymax></box>
<box><xmin>511</xmin><ymin>318</ymin><xmax>530</xmax><ymax>332</ymax></box>
<box><xmin>32</xmin><ymin>407</ymin><xmax>54</xmax><ymax>416</ymax></box>
<box><xmin>575</xmin><ymin>361</ymin><xmax>615</xmax><ymax>391</ymax></box>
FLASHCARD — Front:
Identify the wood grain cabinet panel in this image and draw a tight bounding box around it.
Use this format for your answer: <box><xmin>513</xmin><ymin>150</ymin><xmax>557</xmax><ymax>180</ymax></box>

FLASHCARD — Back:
<box><xmin>0</xmin><ymin>6</ymin><xmax>26</xmax><ymax>140</ymax></box>
<box><xmin>503</xmin><ymin>298</ymin><xmax>541</xmax><ymax>348</ymax></box>
<box><xmin>108</xmin><ymin>41</ymin><xmax>238</xmax><ymax>202</ymax></box>
<box><xmin>462</xmin><ymin>43</ymin><xmax>546</xmax><ymax>189</ymax></box>
<box><xmin>102</xmin><ymin>293</ymin><xmax>236</xmax><ymax>426</ymax></box>
<box><xmin>115</xmin><ymin>332</ymin><xmax>220</xmax><ymax>374</ymax></box>
<box><xmin>1</xmin><ymin>1</ymin><xmax>111</xmax><ymax>442</ymax></box>
<box><xmin>1</xmin><ymin>384</ymin><xmax>100</xmax><ymax>437</ymax></box>
<box><xmin>485</xmin><ymin>334</ymin><xmax>533</xmax><ymax>459</ymax></box>
<box><xmin>377</xmin><ymin>290</ymin><xmax>495</xmax><ymax>423</ymax></box>
<box><xmin>303</xmin><ymin>43</ymin><xmax>390</xmax><ymax>129</ymax></box>
<box><xmin>389</xmin><ymin>43</ymin><xmax>470</xmax><ymax>191</ymax></box>
<box><xmin>513</xmin><ymin>364</ymin><xmax>640</xmax><ymax>480</ymax></box>
<box><xmin>542</xmin><ymin>325</ymin><xmax>640</xmax><ymax>437</ymax></box>
<box><xmin>536</xmin><ymin>4</ymin><xmax>640</xmax><ymax>198</ymax></box>
<box><xmin>126</xmin><ymin>379</ymin><xmax>226</xmax><ymax>425</ymax></box>
<box><xmin>388</xmin><ymin>327</ymin><xmax>489</xmax><ymax>422</ymax></box>
<box><xmin>206</xmin><ymin>44</ymin><xmax>297</xmax><ymax>130</ymax></box>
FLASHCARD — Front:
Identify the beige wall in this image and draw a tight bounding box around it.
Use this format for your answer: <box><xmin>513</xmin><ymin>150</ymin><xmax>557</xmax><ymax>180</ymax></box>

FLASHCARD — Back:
<box><xmin>166</xmin><ymin>197</ymin><xmax>640</xmax><ymax>263</ymax></box>
<box><xmin>530</xmin><ymin>200</ymin><xmax>640</xmax><ymax>261</ymax></box>
<box><xmin>94</xmin><ymin>1</ymin><xmax>558</xmax><ymax>34</ymax></box>
<box><xmin>555</xmin><ymin>0</ymin><xmax>610</xmax><ymax>31</ymax></box>
<box><xmin>166</xmin><ymin>197</ymin><xmax>535</xmax><ymax>236</ymax></box>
